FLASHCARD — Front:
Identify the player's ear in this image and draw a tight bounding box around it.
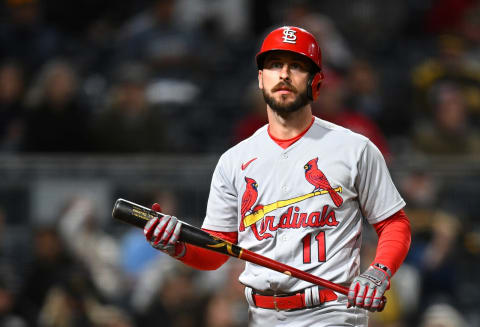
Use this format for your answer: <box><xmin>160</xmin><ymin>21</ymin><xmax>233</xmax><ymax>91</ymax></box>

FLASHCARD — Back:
<box><xmin>258</xmin><ymin>70</ymin><xmax>264</xmax><ymax>90</ymax></box>
<box><xmin>318</xmin><ymin>71</ymin><xmax>325</xmax><ymax>88</ymax></box>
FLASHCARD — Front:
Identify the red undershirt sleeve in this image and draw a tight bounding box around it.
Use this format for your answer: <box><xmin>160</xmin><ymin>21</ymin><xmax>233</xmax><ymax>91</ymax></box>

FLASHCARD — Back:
<box><xmin>177</xmin><ymin>229</ymin><xmax>238</xmax><ymax>270</ymax></box>
<box><xmin>372</xmin><ymin>209</ymin><xmax>411</xmax><ymax>276</ymax></box>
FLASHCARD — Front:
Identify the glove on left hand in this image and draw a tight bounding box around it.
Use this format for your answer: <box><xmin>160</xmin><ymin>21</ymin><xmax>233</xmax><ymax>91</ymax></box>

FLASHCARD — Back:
<box><xmin>347</xmin><ymin>263</ymin><xmax>391</xmax><ymax>312</ymax></box>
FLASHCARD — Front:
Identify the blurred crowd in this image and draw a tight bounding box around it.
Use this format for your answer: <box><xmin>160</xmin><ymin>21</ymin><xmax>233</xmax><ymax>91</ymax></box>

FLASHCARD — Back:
<box><xmin>1</xmin><ymin>0</ymin><xmax>480</xmax><ymax>326</ymax></box>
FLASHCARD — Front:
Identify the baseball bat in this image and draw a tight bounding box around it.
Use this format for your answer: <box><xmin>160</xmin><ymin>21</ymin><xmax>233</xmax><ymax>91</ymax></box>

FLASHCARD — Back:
<box><xmin>112</xmin><ymin>198</ymin><xmax>386</xmax><ymax>309</ymax></box>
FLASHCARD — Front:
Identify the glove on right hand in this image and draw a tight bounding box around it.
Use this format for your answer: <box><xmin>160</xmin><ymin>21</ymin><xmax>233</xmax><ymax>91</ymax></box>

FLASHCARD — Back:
<box><xmin>144</xmin><ymin>203</ymin><xmax>185</xmax><ymax>258</ymax></box>
<box><xmin>347</xmin><ymin>263</ymin><xmax>391</xmax><ymax>312</ymax></box>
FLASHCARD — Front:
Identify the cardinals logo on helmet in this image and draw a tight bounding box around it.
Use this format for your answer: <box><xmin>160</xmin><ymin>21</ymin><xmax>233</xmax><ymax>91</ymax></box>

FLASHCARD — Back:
<box><xmin>282</xmin><ymin>27</ymin><xmax>297</xmax><ymax>44</ymax></box>
<box><xmin>304</xmin><ymin>157</ymin><xmax>343</xmax><ymax>207</ymax></box>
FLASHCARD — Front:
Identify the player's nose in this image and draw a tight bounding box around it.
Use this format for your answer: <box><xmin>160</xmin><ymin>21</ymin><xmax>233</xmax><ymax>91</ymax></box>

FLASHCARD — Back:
<box><xmin>279</xmin><ymin>64</ymin><xmax>291</xmax><ymax>80</ymax></box>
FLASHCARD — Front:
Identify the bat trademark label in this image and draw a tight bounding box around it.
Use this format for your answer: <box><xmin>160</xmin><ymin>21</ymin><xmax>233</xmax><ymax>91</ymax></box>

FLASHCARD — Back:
<box><xmin>132</xmin><ymin>207</ymin><xmax>155</xmax><ymax>221</ymax></box>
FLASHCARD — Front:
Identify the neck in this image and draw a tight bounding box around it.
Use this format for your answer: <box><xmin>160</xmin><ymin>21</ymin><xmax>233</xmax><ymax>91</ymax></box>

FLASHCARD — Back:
<box><xmin>267</xmin><ymin>105</ymin><xmax>313</xmax><ymax>139</ymax></box>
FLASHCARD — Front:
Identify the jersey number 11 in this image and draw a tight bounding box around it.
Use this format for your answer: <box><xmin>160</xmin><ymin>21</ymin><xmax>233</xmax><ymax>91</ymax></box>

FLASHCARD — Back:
<box><xmin>302</xmin><ymin>231</ymin><xmax>326</xmax><ymax>263</ymax></box>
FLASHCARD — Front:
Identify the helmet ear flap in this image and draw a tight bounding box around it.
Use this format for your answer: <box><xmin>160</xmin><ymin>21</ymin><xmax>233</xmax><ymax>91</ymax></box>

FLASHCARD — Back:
<box><xmin>307</xmin><ymin>71</ymin><xmax>324</xmax><ymax>101</ymax></box>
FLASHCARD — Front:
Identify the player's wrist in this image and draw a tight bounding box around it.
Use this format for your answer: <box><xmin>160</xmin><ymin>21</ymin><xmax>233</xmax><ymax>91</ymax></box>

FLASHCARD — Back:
<box><xmin>172</xmin><ymin>242</ymin><xmax>186</xmax><ymax>259</ymax></box>
<box><xmin>372</xmin><ymin>262</ymin><xmax>392</xmax><ymax>278</ymax></box>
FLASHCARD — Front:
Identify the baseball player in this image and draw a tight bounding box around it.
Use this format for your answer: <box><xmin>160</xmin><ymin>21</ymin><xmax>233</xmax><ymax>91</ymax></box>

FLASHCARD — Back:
<box><xmin>144</xmin><ymin>26</ymin><xmax>411</xmax><ymax>326</ymax></box>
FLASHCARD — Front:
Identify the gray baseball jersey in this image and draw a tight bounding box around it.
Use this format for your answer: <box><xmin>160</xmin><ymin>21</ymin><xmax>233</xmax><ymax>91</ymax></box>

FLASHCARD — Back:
<box><xmin>202</xmin><ymin>117</ymin><xmax>405</xmax><ymax>294</ymax></box>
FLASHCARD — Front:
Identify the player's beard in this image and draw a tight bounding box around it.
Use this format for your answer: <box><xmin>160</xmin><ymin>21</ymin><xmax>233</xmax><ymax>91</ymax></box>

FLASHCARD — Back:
<box><xmin>262</xmin><ymin>82</ymin><xmax>310</xmax><ymax>116</ymax></box>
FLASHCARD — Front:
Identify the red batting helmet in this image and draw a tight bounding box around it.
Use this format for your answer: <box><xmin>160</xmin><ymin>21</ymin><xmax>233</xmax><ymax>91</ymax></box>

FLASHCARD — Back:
<box><xmin>256</xmin><ymin>26</ymin><xmax>324</xmax><ymax>100</ymax></box>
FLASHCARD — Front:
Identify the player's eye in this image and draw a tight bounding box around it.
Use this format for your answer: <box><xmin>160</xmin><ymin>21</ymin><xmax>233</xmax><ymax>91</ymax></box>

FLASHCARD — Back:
<box><xmin>270</xmin><ymin>62</ymin><xmax>283</xmax><ymax>69</ymax></box>
<box><xmin>291</xmin><ymin>62</ymin><xmax>308</xmax><ymax>71</ymax></box>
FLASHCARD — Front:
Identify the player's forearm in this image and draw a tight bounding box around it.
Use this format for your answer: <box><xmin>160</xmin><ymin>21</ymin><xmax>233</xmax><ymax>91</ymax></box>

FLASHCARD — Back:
<box><xmin>177</xmin><ymin>228</ymin><xmax>238</xmax><ymax>270</ymax></box>
<box><xmin>178</xmin><ymin>243</ymin><xmax>230</xmax><ymax>270</ymax></box>
<box><xmin>372</xmin><ymin>209</ymin><xmax>411</xmax><ymax>275</ymax></box>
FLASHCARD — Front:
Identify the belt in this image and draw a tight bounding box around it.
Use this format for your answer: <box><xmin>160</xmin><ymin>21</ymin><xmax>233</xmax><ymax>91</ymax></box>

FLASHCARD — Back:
<box><xmin>245</xmin><ymin>286</ymin><xmax>338</xmax><ymax>311</ymax></box>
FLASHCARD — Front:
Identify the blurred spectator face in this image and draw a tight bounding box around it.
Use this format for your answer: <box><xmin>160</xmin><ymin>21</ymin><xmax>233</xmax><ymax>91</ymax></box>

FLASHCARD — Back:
<box><xmin>437</xmin><ymin>35</ymin><xmax>465</xmax><ymax>66</ymax></box>
<box><xmin>110</xmin><ymin>63</ymin><xmax>149</xmax><ymax>114</ymax></box>
<box><xmin>400</xmin><ymin>171</ymin><xmax>437</xmax><ymax>207</ymax></box>
<box><xmin>34</xmin><ymin>228</ymin><xmax>62</xmax><ymax>262</ymax></box>
<box><xmin>153</xmin><ymin>0</ymin><xmax>175</xmax><ymax>22</ymax></box>
<box><xmin>44</xmin><ymin>63</ymin><xmax>78</xmax><ymax>107</ymax></box>
<box><xmin>7</xmin><ymin>0</ymin><xmax>39</xmax><ymax>26</ymax></box>
<box><xmin>315</xmin><ymin>74</ymin><xmax>345</xmax><ymax>116</ymax></box>
<box><xmin>460</xmin><ymin>5</ymin><xmax>480</xmax><ymax>42</ymax></box>
<box><xmin>0</xmin><ymin>287</ymin><xmax>14</xmax><ymax>315</ymax></box>
<box><xmin>0</xmin><ymin>63</ymin><xmax>23</xmax><ymax>103</ymax></box>
<box><xmin>348</xmin><ymin>60</ymin><xmax>378</xmax><ymax>95</ymax></box>
<box><xmin>205</xmin><ymin>296</ymin><xmax>235</xmax><ymax>327</ymax></box>
<box><xmin>434</xmin><ymin>86</ymin><xmax>466</xmax><ymax>133</ymax></box>
<box><xmin>117</xmin><ymin>83</ymin><xmax>147</xmax><ymax>114</ymax></box>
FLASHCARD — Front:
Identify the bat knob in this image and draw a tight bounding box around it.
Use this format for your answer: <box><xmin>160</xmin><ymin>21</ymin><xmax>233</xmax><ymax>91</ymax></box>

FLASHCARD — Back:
<box><xmin>377</xmin><ymin>296</ymin><xmax>387</xmax><ymax>312</ymax></box>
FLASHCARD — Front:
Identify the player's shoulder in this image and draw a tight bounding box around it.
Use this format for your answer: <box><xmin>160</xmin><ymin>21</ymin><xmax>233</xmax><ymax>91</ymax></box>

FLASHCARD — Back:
<box><xmin>311</xmin><ymin>117</ymin><xmax>386</xmax><ymax>163</ymax></box>
<box><xmin>311</xmin><ymin>116</ymin><xmax>369</xmax><ymax>144</ymax></box>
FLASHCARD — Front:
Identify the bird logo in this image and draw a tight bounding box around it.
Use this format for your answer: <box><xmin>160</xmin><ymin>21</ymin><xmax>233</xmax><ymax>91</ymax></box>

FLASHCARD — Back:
<box><xmin>304</xmin><ymin>157</ymin><xmax>343</xmax><ymax>207</ymax></box>
<box><xmin>239</xmin><ymin>177</ymin><xmax>263</xmax><ymax>231</ymax></box>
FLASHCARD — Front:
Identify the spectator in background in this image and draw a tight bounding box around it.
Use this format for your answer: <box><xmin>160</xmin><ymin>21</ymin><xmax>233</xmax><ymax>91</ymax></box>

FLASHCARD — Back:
<box><xmin>37</xmin><ymin>264</ymin><xmax>136</xmax><ymax>327</ymax></box>
<box><xmin>19</xmin><ymin>226</ymin><xmax>80</xmax><ymax>324</ymax></box>
<box><xmin>134</xmin><ymin>261</ymin><xmax>205</xmax><ymax>327</ymax></box>
<box><xmin>0</xmin><ymin>277</ymin><xmax>27</xmax><ymax>327</ymax></box>
<box><xmin>203</xmin><ymin>260</ymin><xmax>248</xmax><ymax>327</ymax></box>
<box><xmin>22</xmin><ymin>59</ymin><xmax>92</xmax><ymax>152</ymax></box>
<box><xmin>0</xmin><ymin>208</ymin><xmax>27</xmax><ymax>327</ymax></box>
<box><xmin>36</xmin><ymin>269</ymin><xmax>96</xmax><ymax>327</ymax></box>
<box><xmin>458</xmin><ymin>3</ymin><xmax>480</xmax><ymax>65</ymax></box>
<box><xmin>412</xmin><ymin>82</ymin><xmax>480</xmax><ymax>155</ymax></box>
<box><xmin>114</xmin><ymin>0</ymin><xmax>211</xmax><ymax>112</ymax></box>
<box><xmin>424</xmin><ymin>0</ymin><xmax>477</xmax><ymax>36</ymax></box>
<box><xmin>231</xmin><ymin>81</ymin><xmax>267</xmax><ymax>144</ymax></box>
<box><xmin>91</xmin><ymin>62</ymin><xmax>167</xmax><ymax>153</ymax></box>
<box><xmin>313</xmin><ymin>70</ymin><xmax>391</xmax><ymax>161</ymax></box>
<box><xmin>175</xmin><ymin>0</ymin><xmax>251</xmax><ymax>41</ymax></box>
<box><xmin>345</xmin><ymin>59</ymin><xmax>384</xmax><ymax>122</ymax></box>
<box><xmin>115</xmin><ymin>0</ymin><xmax>206</xmax><ymax>77</ymax></box>
<box><xmin>419</xmin><ymin>303</ymin><xmax>467</xmax><ymax>327</ymax></box>
<box><xmin>0</xmin><ymin>0</ymin><xmax>63</xmax><ymax>73</ymax></box>
<box><xmin>0</xmin><ymin>208</ymin><xmax>25</xmax><ymax>291</ymax></box>
<box><xmin>294</xmin><ymin>0</ymin><xmax>408</xmax><ymax>56</ymax></box>
<box><xmin>57</xmin><ymin>197</ymin><xmax>126</xmax><ymax>303</ymax></box>
<box><xmin>398</xmin><ymin>167</ymin><xmax>465</xmax><ymax>322</ymax></box>
<box><xmin>0</xmin><ymin>60</ymin><xmax>26</xmax><ymax>152</ymax></box>
<box><xmin>411</xmin><ymin>33</ymin><xmax>480</xmax><ymax>122</ymax></box>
